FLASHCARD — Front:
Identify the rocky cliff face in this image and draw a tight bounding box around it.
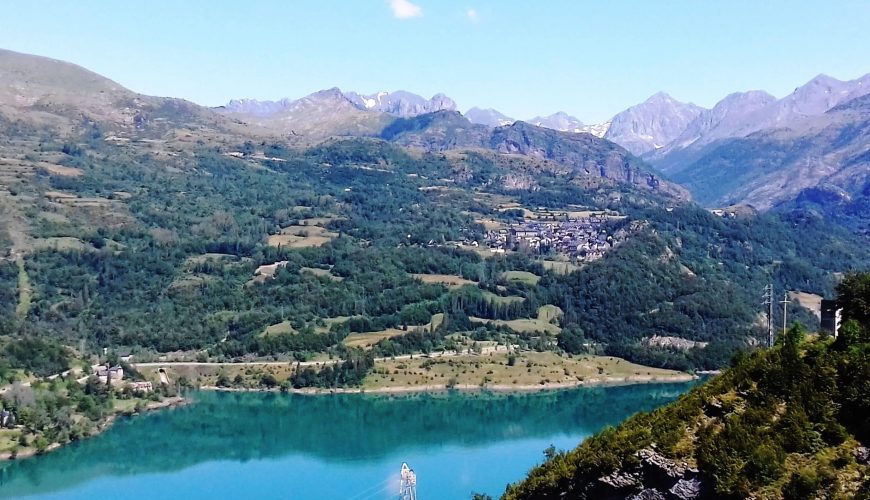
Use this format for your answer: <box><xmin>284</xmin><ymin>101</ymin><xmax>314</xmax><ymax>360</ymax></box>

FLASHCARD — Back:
<box><xmin>489</xmin><ymin>121</ymin><xmax>688</xmax><ymax>197</ymax></box>
<box><xmin>382</xmin><ymin>114</ymin><xmax>687</xmax><ymax>197</ymax></box>
<box><xmin>588</xmin><ymin>448</ymin><xmax>704</xmax><ymax>500</ymax></box>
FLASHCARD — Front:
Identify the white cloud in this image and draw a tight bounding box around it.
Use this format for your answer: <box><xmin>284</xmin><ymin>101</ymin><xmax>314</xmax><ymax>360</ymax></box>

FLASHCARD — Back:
<box><xmin>466</xmin><ymin>8</ymin><xmax>478</xmax><ymax>22</ymax></box>
<box><xmin>389</xmin><ymin>0</ymin><xmax>423</xmax><ymax>19</ymax></box>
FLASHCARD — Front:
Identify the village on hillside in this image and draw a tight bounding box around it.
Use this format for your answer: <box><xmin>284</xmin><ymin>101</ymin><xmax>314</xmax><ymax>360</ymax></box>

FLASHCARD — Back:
<box><xmin>482</xmin><ymin>208</ymin><xmax>622</xmax><ymax>262</ymax></box>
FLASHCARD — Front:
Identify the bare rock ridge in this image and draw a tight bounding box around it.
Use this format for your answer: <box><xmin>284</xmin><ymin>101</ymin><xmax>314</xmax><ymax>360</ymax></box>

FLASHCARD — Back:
<box><xmin>652</xmin><ymin>73</ymin><xmax>870</xmax><ymax>167</ymax></box>
<box><xmin>669</xmin><ymin>90</ymin><xmax>870</xmax><ymax>210</ymax></box>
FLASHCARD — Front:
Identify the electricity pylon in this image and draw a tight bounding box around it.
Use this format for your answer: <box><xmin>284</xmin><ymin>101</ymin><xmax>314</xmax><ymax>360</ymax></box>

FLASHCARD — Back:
<box><xmin>762</xmin><ymin>284</ymin><xmax>774</xmax><ymax>347</ymax></box>
<box><xmin>780</xmin><ymin>292</ymin><xmax>790</xmax><ymax>337</ymax></box>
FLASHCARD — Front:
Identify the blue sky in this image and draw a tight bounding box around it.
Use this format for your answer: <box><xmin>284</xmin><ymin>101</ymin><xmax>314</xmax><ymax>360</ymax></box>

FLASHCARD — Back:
<box><xmin>2</xmin><ymin>0</ymin><xmax>869</xmax><ymax>122</ymax></box>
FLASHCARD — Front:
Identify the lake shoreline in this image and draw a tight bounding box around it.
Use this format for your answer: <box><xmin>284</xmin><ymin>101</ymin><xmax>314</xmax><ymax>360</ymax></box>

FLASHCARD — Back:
<box><xmin>0</xmin><ymin>374</ymin><xmax>696</xmax><ymax>462</ymax></box>
<box><xmin>0</xmin><ymin>396</ymin><xmax>187</xmax><ymax>462</ymax></box>
<box><xmin>204</xmin><ymin>372</ymin><xmax>699</xmax><ymax>396</ymax></box>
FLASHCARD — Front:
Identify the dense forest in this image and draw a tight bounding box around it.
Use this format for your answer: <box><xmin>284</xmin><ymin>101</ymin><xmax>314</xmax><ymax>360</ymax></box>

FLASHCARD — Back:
<box><xmin>2</xmin><ymin>131</ymin><xmax>869</xmax><ymax>383</ymax></box>
<box><xmin>503</xmin><ymin>272</ymin><xmax>870</xmax><ymax>499</ymax></box>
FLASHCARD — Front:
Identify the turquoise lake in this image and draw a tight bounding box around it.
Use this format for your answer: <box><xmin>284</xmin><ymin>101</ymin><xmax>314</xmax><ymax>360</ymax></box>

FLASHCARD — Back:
<box><xmin>0</xmin><ymin>382</ymin><xmax>695</xmax><ymax>499</ymax></box>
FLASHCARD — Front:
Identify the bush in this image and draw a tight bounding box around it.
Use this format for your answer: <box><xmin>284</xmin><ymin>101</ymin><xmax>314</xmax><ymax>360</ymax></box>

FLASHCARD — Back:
<box><xmin>745</xmin><ymin>442</ymin><xmax>785</xmax><ymax>485</ymax></box>
<box><xmin>782</xmin><ymin>469</ymin><xmax>822</xmax><ymax>500</ymax></box>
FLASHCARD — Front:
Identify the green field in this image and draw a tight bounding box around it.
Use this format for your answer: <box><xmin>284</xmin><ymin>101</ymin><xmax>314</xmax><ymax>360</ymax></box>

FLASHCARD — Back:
<box><xmin>471</xmin><ymin>316</ymin><xmax>561</xmax><ymax>336</ymax></box>
<box><xmin>411</xmin><ymin>273</ymin><xmax>476</xmax><ymax>289</ymax></box>
<box><xmin>343</xmin><ymin>314</ymin><xmax>444</xmax><ymax>348</ymax></box>
<box><xmin>501</xmin><ymin>270</ymin><xmax>540</xmax><ymax>286</ymax></box>
<box><xmin>363</xmin><ymin>351</ymin><xmax>688</xmax><ymax>389</ymax></box>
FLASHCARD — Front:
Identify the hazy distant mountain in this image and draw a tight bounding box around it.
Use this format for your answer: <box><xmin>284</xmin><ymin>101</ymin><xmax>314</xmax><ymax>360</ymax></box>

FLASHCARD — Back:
<box><xmin>344</xmin><ymin>90</ymin><xmax>457</xmax><ymax>117</ymax></box>
<box><xmin>650</xmin><ymin>90</ymin><xmax>777</xmax><ymax>170</ymax></box>
<box><xmin>223</xmin><ymin>98</ymin><xmax>295</xmax><ymax>117</ymax></box>
<box><xmin>670</xmin><ymin>91</ymin><xmax>870</xmax><ymax>209</ymax></box>
<box><xmin>527</xmin><ymin>112</ymin><xmax>585</xmax><ymax>133</ymax></box>
<box><xmin>642</xmin><ymin>72</ymin><xmax>870</xmax><ymax>211</ymax></box>
<box><xmin>465</xmin><ymin>107</ymin><xmax>514</xmax><ymax>127</ymax></box>
<box><xmin>604</xmin><ymin>92</ymin><xmax>704</xmax><ymax>156</ymax></box>
<box><xmin>224</xmin><ymin>88</ymin><xmax>391</xmax><ymax>139</ymax></box>
<box><xmin>734</xmin><ymin>73</ymin><xmax>870</xmax><ymax>137</ymax></box>
<box><xmin>220</xmin><ymin>89</ymin><xmax>457</xmax><ymax>137</ymax></box>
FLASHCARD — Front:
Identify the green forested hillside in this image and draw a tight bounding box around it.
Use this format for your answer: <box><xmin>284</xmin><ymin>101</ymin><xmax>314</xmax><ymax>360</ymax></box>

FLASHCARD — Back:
<box><xmin>1</xmin><ymin>125</ymin><xmax>869</xmax><ymax>379</ymax></box>
<box><xmin>2</xmin><ymin>48</ymin><xmax>870</xmax><ymax>387</ymax></box>
<box><xmin>503</xmin><ymin>273</ymin><xmax>870</xmax><ymax>499</ymax></box>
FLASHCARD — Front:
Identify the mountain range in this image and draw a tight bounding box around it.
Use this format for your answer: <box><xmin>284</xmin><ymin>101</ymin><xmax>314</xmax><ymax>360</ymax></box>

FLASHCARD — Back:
<box><xmin>216</xmin><ymin>70</ymin><xmax>870</xmax><ymax>215</ymax></box>
<box><xmin>0</xmin><ymin>48</ymin><xmax>681</xmax><ymax>198</ymax></box>
<box><xmin>645</xmin><ymin>73</ymin><xmax>870</xmax><ymax>210</ymax></box>
<box><xmin>2</xmin><ymin>46</ymin><xmax>869</xmax><ymax>220</ymax></box>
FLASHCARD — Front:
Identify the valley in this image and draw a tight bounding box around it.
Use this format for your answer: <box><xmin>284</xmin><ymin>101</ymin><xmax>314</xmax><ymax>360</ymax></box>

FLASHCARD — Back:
<box><xmin>0</xmin><ymin>38</ymin><xmax>868</xmax><ymax>499</ymax></box>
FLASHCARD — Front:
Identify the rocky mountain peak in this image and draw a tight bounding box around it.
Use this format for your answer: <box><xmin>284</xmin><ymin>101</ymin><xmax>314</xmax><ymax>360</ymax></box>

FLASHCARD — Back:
<box><xmin>604</xmin><ymin>93</ymin><xmax>705</xmax><ymax>156</ymax></box>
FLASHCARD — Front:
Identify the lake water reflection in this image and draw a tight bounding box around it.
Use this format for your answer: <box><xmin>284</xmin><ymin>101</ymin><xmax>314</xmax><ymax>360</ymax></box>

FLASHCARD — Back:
<box><xmin>0</xmin><ymin>382</ymin><xmax>695</xmax><ymax>499</ymax></box>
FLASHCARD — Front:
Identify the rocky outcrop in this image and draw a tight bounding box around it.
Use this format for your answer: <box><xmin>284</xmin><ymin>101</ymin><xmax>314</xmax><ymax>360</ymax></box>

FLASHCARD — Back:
<box><xmin>669</xmin><ymin>479</ymin><xmax>702</xmax><ymax>500</ymax></box>
<box><xmin>587</xmin><ymin>448</ymin><xmax>704</xmax><ymax>499</ymax></box>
